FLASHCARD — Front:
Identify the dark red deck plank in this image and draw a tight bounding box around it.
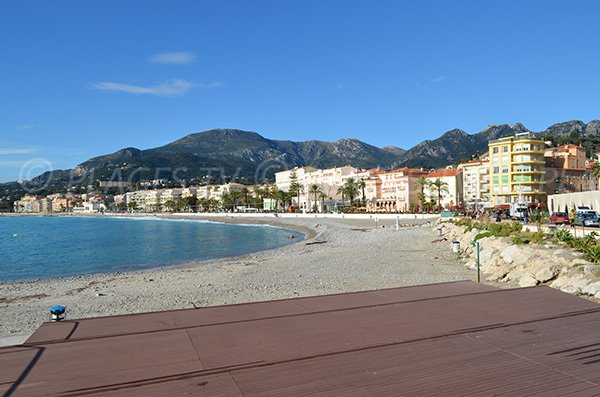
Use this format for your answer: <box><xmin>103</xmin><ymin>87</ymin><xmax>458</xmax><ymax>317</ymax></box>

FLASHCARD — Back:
<box><xmin>4</xmin><ymin>282</ymin><xmax>600</xmax><ymax>396</ymax></box>
<box><xmin>10</xmin><ymin>329</ymin><xmax>203</xmax><ymax>396</ymax></box>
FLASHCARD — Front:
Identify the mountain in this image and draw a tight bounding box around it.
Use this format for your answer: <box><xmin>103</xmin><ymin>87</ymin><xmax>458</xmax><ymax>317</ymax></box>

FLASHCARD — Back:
<box><xmin>54</xmin><ymin>129</ymin><xmax>400</xmax><ymax>186</ymax></box>
<box><xmin>4</xmin><ymin>120</ymin><xmax>600</xmax><ymax>200</ymax></box>
<box><xmin>392</xmin><ymin>123</ymin><xmax>530</xmax><ymax>169</ymax></box>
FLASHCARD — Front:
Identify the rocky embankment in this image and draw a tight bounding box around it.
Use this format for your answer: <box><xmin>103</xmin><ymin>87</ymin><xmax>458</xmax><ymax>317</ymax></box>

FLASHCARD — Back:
<box><xmin>441</xmin><ymin>221</ymin><xmax>600</xmax><ymax>299</ymax></box>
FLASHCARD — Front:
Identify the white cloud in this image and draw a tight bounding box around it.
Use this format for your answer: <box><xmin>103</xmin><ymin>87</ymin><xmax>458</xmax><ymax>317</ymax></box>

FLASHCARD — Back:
<box><xmin>148</xmin><ymin>52</ymin><xmax>196</xmax><ymax>65</ymax></box>
<box><xmin>88</xmin><ymin>79</ymin><xmax>222</xmax><ymax>97</ymax></box>
<box><xmin>430</xmin><ymin>76</ymin><xmax>447</xmax><ymax>83</ymax></box>
<box><xmin>17</xmin><ymin>124</ymin><xmax>41</xmax><ymax>130</ymax></box>
<box><xmin>0</xmin><ymin>148</ymin><xmax>37</xmax><ymax>155</ymax></box>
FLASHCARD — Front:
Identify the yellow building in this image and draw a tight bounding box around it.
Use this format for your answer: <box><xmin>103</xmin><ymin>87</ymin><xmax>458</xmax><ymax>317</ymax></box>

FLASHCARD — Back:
<box><xmin>488</xmin><ymin>133</ymin><xmax>546</xmax><ymax>206</ymax></box>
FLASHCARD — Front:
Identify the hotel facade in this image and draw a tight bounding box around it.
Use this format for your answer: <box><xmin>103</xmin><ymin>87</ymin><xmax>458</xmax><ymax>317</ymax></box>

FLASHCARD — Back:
<box><xmin>488</xmin><ymin>133</ymin><xmax>546</xmax><ymax>206</ymax></box>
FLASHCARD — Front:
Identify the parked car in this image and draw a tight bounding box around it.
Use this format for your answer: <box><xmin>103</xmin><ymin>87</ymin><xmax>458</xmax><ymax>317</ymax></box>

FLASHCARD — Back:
<box><xmin>550</xmin><ymin>212</ymin><xmax>570</xmax><ymax>225</ymax></box>
<box><xmin>574</xmin><ymin>212</ymin><xmax>600</xmax><ymax>227</ymax></box>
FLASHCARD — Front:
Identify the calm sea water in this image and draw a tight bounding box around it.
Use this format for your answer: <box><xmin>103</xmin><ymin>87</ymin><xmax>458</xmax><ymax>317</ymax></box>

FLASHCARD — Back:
<box><xmin>0</xmin><ymin>216</ymin><xmax>302</xmax><ymax>281</ymax></box>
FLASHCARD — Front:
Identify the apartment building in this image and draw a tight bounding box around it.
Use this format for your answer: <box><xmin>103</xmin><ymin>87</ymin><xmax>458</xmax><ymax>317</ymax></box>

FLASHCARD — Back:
<box><xmin>370</xmin><ymin>168</ymin><xmax>427</xmax><ymax>212</ymax></box>
<box><xmin>458</xmin><ymin>160</ymin><xmax>491</xmax><ymax>210</ymax></box>
<box><xmin>424</xmin><ymin>169</ymin><xmax>463</xmax><ymax>209</ymax></box>
<box><xmin>544</xmin><ymin>144</ymin><xmax>595</xmax><ymax>194</ymax></box>
<box><xmin>488</xmin><ymin>133</ymin><xmax>546</xmax><ymax>206</ymax></box>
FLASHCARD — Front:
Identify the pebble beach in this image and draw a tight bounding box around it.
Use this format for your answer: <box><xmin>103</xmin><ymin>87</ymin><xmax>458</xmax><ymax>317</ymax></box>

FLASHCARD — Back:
<box><xmin>0</xmin><ymin>215</ymin><xmax>475</xmax><ymax>341</ymax></box>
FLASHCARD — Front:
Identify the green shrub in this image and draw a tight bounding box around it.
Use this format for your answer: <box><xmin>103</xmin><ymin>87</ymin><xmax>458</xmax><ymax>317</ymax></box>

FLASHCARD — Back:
<box><xmin>510</xmin><ymin>222</ymin><xmax>523</xmax><ymax>233</ymax></box>
<box><xmin>511</xmin><ymin>231</ymin><xmax>545</xmax><ymax>245</ymax></box>
<box><xmin>474</xmin><ymin>231</ymin><xmax>492</xmax><ymax>241</ymax></box>
<box><xmin>555</xmin><ymin>229</ymin><xmax>573</xmax><ymax>243</ymax></box>
<box><xmin>455</xmin><ymin>218</ymin><xmax>472</xmax><ymax>227</ymax></box>
<box><xmin>585</xmin><ymin>246</ymin><xmax>600</xmax><ymax>263</ymax></box>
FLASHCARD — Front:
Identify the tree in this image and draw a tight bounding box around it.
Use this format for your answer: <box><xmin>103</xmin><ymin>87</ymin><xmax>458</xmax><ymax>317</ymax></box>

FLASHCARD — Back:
<box><xmin>309</xmin><ymin>184</ymin><xmax>323</xmax><ymax>212</ymax></box>
<box><xmin>288</xmin><ymin>171</ymin><xmax>304</xmax><ymax>208</ymax></box>
<box><xmin>163</xmin><ymin>200</ymin><xmax>176</xmax><ymax>212</ymax></box>
<box><xmin>413</xmin><ymin>176</ymin><xmax>431</xmax><ymax>212</ymax></box>
<box><xmin>127</xmin><ymin>201</ymin><xmax>139</xmax><ymax>212</ymax></box>
<box><xmin>429</xmin><ymin>178</ymin><xmax>449</xmax><ymax>211</ymax></box>
<box><xmin>241</xmin><ymin>187</ymin><xmax>250</xmax><ymax>205</ymax></box>
<box><xmin>183</xmin><ymin>196</ymin><xmax>198</xmax><ymax>212</ymax></box>
<box><xmin>337</xmin><ymin>178</ymin><xmax>360</xmax><ymax>206</ymax></box>
<box><xmin>592</xmin><ymin>162</ymin><xmax>600</xmax><ymax>180</ymax></box>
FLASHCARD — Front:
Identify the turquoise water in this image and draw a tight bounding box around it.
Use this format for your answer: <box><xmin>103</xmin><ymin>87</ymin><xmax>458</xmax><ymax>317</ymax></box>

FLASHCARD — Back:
<box><xmin>0</xmin><ymin>216</ymin><xmax>302</xmax><ymax>281</ymax></box>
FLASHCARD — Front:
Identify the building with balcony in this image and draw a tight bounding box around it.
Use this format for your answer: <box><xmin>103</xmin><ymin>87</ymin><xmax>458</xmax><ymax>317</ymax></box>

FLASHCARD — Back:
<box><xmin>371</xmin><ymin>168</ymin><xmax>427</xmax><ymax>212</ymax></box>
<box><xmin>488</xmin><ymin>133</ymin><xmax>546</xmax><ymax>206</ymax></box>
<box><xmin>458</xmin><ymin>160</ymin><xmax>491</xmax><ymax>210</ymax></box>
<box><xmin>424</xmin><ymin>169</ymin><xmax>464</xmax><ymax>209</ymax></box>
<box><xmin>544</xmin><ymin>144</ymin><xmax>591</xmax><ymax>194</ymax></box>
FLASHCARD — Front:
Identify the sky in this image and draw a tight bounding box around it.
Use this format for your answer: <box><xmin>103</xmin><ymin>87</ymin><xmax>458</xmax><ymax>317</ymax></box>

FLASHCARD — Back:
<box><xmin>1</xmin><ymin>0</ymin><xmax>600</xmax><ymax>182</ymax></box>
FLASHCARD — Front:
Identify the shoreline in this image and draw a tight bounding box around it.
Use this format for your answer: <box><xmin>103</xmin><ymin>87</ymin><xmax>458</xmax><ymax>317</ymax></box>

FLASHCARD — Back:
<box><xmin>0</xmin><ymin>215</ymin><xmax>477</xmax><ymax>341</ymax></box>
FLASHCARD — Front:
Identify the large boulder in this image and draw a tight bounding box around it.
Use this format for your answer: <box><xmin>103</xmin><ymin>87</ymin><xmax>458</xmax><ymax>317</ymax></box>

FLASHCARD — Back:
<box><xmin>500</xmin><ymin>245</ymin><xmax>532</xmax><ymax>265</ymax></box>
<box><xmin>581</xmin><ymin>281</ymin><xmax>600</xmax><ymax>299</ymax></box>
<box><xmin>518</xmin><ymin>274</ymin><xmax>539</xmax><ymax>287</ymax></box>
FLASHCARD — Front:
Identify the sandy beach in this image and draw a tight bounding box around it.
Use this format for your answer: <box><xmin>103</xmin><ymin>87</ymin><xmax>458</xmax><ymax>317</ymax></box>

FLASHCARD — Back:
<box><xmin>0</xmin><ymin>215</ymin><xmax>475</xmax><ymax>340</ymax></box>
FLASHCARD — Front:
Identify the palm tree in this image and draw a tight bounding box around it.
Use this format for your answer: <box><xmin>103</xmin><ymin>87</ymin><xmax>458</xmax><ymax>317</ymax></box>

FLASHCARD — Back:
<box><xmin>413</xmin><ymin>176</ymin><xmax>431</xmax><ymax>212</ymax></box>
<box><xmin>592</xmin><ymin>162</ymin><xmax>600</xmax><ymax>180</ymax></box>
<box><xmin>429</xmin><ymin>178</ymin><xmax>449</xmax><ymax>211</ymax></box>
<box><xmin>357</xmin><ymin>178</ymin><xmax>366</xmax><ymax>206</ymax></box>
<box><xmin>309</xmin><ymin>184</ymin><xmax>323</xmax><ymax>212</ymax></box>
<box><xmin>338</xmin><ymin>178</ymin><xmax>360</xmax><ymax>206</ymax></box>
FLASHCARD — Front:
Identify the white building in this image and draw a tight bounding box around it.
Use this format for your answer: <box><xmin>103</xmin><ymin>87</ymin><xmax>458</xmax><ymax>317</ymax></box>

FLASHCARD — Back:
<box><xmin>424</xmin><ymin>169</ymin><xmax>464</xmax><ymax>209</ymax></box>
<box><xmin>458</xmin><ymin>160</ymin><xmax>491</xmax><ymax>210</ymax></box>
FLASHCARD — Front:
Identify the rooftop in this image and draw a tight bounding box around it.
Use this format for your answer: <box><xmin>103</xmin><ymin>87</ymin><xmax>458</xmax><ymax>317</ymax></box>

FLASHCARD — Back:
<box><xmin>4</xmin><ymin>281</ymin><xmax>600</xmax><ymax>396</ymax></box>
<box><xmin>427</xmin><ymin>169</ymin><xmax>463</xmax><ymax>178</ymax></box>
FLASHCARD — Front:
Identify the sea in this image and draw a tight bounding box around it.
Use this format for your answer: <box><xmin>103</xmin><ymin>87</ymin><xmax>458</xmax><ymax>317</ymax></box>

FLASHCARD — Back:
<box><xmin>0</xmin><ymin>216</ymin><xmax>303</xmax><ymax>281</ymax></box>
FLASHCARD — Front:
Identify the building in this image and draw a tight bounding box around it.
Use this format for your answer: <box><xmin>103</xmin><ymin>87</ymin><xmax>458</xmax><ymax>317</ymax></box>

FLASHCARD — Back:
<box><xmin>424</xmin><ymin>169</ymin><xmax>463</xmax><ymax>209</ymax></box>
<box><xmin>544</xmin><ymin>144</ymin><xmax>590</xmax><ymax>194</ymax></box>
<box><xmin>274</xmin><ymin>167</ymin><xmax>317</xmax><ymax>195</ymax></box>
<box><xmin>458</xmin><ymin>160</ymin><xmax>491</xmax><ymax>210</ymax></box>
<box><xmin>303</xmin><ymin>166</ymin><xmax>360</xmax><ymax>210</ymax></box>
<box><xmin>371</xmin><ymin>168</ymin><xmax>427</xmax><ymax>212</ymax></box>
<box><xmin>488</xmin><ymin>133</ymin><xmax>546</xmax><ymax>206</ymax></box>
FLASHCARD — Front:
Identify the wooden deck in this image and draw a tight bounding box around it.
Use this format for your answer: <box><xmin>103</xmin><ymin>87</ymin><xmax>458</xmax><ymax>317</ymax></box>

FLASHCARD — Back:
<box><xmin>4</xmin><ymin>280</ymin><xmax>600</xmax><ymax>396</ymax></box>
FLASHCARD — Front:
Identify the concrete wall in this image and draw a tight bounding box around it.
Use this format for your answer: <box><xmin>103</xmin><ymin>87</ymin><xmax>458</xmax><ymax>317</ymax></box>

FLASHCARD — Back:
<box><xmin>548</xmin><ymin>191</ymin><xmax>600</xmax><ymax>213</ymax></box>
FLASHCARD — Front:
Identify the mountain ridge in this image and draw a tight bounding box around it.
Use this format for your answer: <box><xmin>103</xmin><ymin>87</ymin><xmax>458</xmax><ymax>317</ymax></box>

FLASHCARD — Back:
<box><xmin>1</xmin><ymin>119</ymin><xmax>599</xmax><ymax>200</ymax></box>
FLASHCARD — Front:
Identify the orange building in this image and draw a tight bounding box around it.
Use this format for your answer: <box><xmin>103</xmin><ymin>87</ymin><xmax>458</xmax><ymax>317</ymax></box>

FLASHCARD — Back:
<box><xmin>544</xmin><ymin>144</ymin><xmax>591</xmax><ymax>194</ymax></box>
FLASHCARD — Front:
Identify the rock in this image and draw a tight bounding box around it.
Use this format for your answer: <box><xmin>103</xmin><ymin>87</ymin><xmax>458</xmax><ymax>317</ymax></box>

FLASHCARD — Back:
<box><xmin>534</xmin><ymin>266</ymin><xmax>559</xmax><ymax>283</ymax></box>
<box><xmin>581</xmin><ymin>281</ymin><xmax>600</xmax><ymax>299</ymax></box>
<box><xmin>500</xmin><ymin>245</ymin><xmax>532</xmax><ymax>265</ymax></box>
<box><xmin>518</xmin><ymin>274</ymin><xmax>539</xmax><ymax>287</ymax></box>
<box><xmin>571</xmin><ymin>258</ymin><xmax>591</xmax><ymax>267</ymax></box>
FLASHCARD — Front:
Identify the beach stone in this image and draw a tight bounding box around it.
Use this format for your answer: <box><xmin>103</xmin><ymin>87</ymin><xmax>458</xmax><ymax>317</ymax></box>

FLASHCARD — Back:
<box><xmin>581</xmin><ymin>281</ymin><xmax>600</xmax><ymax>298</ymax></box>
<box><xmin>534</xmin><ymin>266</ymin><xmax>559</xmax><ymax>283</ymax></box>
<box><xmin>518</xmin><ymin>274</ymin><xmax>539</xmax><ymax>287</ymax></box>
<box><xmin>571</xmin><ymin>258</ymin><xmax>591</xmax><ymax>267</ymax></box>
<box><xmin>550</xmin><ymin>274</ymin><xmax>589</xmax><ymax>294</ymax></box>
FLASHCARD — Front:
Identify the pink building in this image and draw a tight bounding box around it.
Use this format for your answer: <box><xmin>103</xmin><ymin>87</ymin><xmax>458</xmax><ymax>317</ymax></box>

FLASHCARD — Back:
<box><xmin>367</xmin><ymin>168</ymin><xmax>427</xmax><ymax>212</ymax></box>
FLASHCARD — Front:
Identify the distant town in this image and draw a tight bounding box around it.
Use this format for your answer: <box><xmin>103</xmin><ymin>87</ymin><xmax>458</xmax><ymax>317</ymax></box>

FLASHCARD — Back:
<box><xmin>11</xmin><ymin>132</ymin><xmax>600</xmax><ymax>215</ymax></box>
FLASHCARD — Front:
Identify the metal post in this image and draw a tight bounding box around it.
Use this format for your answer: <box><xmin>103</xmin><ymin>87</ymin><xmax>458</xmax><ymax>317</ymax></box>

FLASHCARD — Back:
<box><xmin>471</xmin><ymin>241</ymin><xmax>480</xmax><ymax>283</ymax></box>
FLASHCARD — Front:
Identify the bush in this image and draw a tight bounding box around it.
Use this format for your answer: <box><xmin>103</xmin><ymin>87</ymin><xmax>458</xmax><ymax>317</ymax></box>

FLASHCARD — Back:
<box><xmin>455</xmin><ymin>218</ymin><xmax>473</xmax><ymax>227</ymax></box>
<box><xmin>511</xmin><ymin>231</ymin><xmax>545</xmax><ymax>245</ymax></box>
<box><xmin>585</xmin><ymin>246</ymin><xmax>600</xmax><ymax>263</ymax></box>
<box><xmin>474</xmin><ymin>231</ymin><xmax>492</xmax><ymax>241</ymax></box>
<box><xmin>555</xmin><ymin>229</ymin><xmax>573</xmax><ymax>243</ymax></box>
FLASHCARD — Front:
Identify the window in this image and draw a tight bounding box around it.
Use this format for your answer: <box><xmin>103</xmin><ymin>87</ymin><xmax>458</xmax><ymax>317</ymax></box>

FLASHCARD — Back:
<box><xmin>501</xmin><ymin>156</ymin><xmax>509</xmax><ymax>165</ymax></box>
<box><xmin>493</xmin><ymin>187</ymin><xmax>499</xmax><ymax>194</ymax></box>
<box><xmin>493</xmin><ymin>167</ymin><xmax>499</xmax><ymax>174</ymax></box>
<box><xmin>492</xmin><ymin>157</ymin><xmax>499</xmax><ymax>165</ymax></box>
<box><xmin>502</xmin><ymin>146</ymin><xmax>508</xmax><ymax>152</ymax></box>
<box><xmin>493</xmin><ymin>147</ymin><xmax>499</xmax><ymax>154</ymax></box>
<box><xmin>502</xmin><ymin>167</ymin><xmax>509</xmax><ymax>174</ymax></box>
<box><xmin>502</xmin><ymin>175</ymin><xmax>509</xmax><ymax>184</ymax></box>
<box><xmin>492</xmin><ymin>176</ymin><xmax>499</xmax><ymax>184</ymax></box>
<box><xmin>502</xmin><ymin>185</ymin><xmax>509</xmax><ymax>193</ymax></box>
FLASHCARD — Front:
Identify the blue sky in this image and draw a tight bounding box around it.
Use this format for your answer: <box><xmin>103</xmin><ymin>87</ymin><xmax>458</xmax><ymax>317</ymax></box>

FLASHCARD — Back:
<box><xmin>1</xmin><ymin>1</ymin><xmax>600</xmax><ymax>182</ymax></box>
